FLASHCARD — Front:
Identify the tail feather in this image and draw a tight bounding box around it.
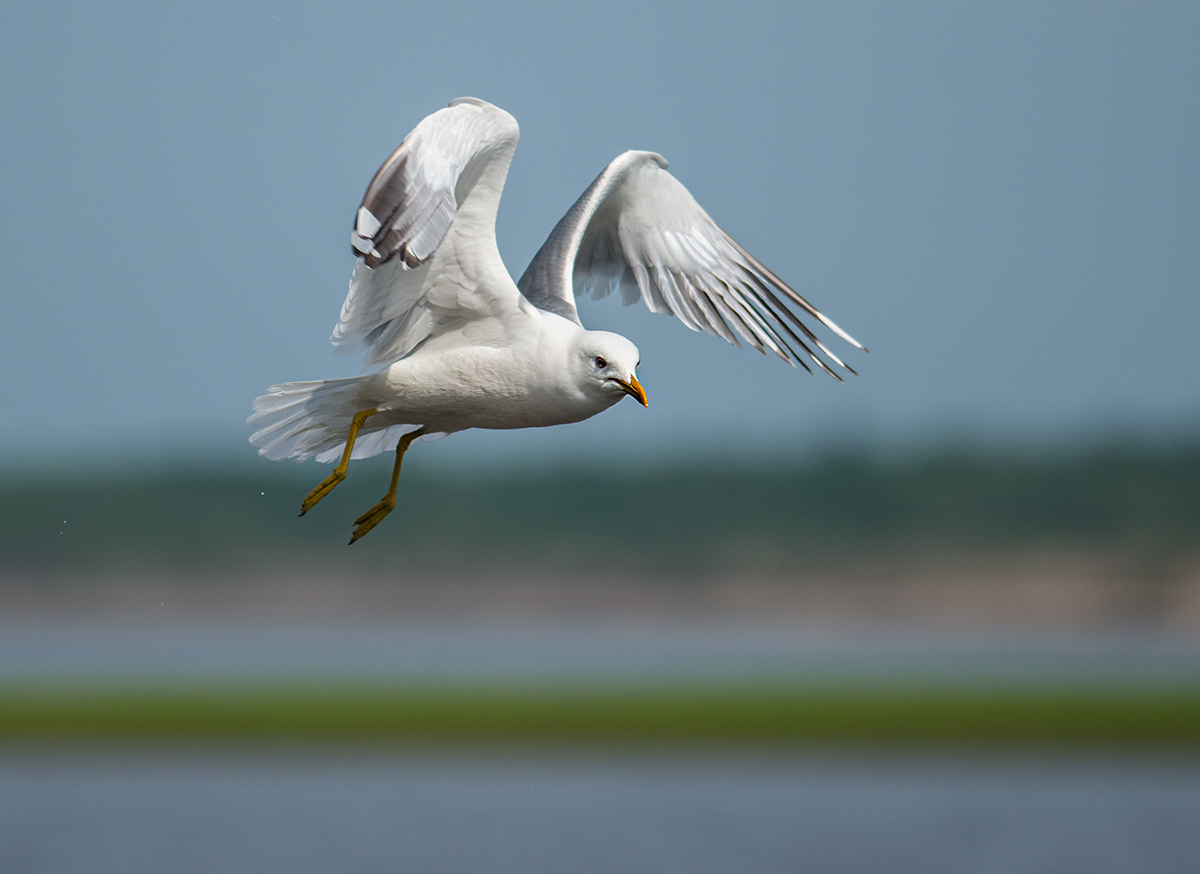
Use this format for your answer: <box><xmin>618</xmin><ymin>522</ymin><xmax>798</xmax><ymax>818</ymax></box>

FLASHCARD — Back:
<box><xmin>248</xmin><ymin>377</ymin><xmax>419</xmax><ymax>463</ymax></box>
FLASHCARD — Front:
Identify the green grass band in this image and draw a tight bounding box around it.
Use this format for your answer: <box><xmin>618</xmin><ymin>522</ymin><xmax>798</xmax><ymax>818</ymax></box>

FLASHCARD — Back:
<box><xmin>3</xmin><ymin>681</ymin><xmax>1199</xmax><ymax>747</ymax></box>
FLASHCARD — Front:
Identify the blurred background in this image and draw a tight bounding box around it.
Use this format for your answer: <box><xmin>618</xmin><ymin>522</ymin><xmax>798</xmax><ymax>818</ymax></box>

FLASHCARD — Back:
<box><xmin>1</xmin><ymin>1</ymin><xmax>1198</xmax><ymax>872</ymax></box>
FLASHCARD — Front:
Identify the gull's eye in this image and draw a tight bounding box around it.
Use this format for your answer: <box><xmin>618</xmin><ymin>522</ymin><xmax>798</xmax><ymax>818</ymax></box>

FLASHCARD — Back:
<box><xmin>594</xmin><ymin>356</ymin><xmax>607</xmax><ymax>369</ymax></box>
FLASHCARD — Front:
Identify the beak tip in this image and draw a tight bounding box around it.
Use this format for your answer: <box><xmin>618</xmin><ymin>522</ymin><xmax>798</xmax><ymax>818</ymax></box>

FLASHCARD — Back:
<box><xmin>628</xmin><ymin>374</ymin><xmax>648</xmax><ymax>407</ymax></box>
<box><xmin>615</xmin><ymin>375</ymin><xmax>649</xmax><ymax>407</ymax></box>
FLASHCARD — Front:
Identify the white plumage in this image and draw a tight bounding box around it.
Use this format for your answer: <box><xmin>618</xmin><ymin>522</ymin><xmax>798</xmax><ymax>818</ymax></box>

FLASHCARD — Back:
<box><xmin>248</xmin><ymin>97</ymin><xmax>864</xmax><ymax>541</ymax></box>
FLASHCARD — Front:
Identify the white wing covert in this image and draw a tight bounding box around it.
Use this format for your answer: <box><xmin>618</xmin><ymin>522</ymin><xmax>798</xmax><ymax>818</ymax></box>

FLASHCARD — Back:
<box><xmin>332</xmin><ymin>98</ymin><xmax>521</xmax><ymax>368</ymax></box>
<box><xmin>518</xmin><ymin>151</ymin><xmax>865</xmax><ymax>378</ymax></box>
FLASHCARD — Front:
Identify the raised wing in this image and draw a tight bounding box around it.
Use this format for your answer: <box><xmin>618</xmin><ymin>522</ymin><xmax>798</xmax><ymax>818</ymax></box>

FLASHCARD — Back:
<box><xmin>332</xmin><ymin>98</ymin><xmax>521</xmax><ymax>368</ymax></box>
<box><xmin>518</xmin><ymin>151</ymin><xmax>865</xmax><ymax>378</ymax></box>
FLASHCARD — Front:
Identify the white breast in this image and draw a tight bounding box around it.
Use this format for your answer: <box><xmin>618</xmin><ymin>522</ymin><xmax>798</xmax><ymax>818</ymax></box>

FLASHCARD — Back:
<box><xmin>375</xmin><ymin>311</ymin><xmax>612</xmax><ymax>432</ymax></box>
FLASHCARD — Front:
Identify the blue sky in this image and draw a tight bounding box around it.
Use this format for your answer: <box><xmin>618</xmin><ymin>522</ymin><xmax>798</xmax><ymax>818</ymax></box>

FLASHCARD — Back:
<box><xmin>1</xmin><ymin>1</ymin><xmax>1197</xmax><ymax>468</ymax></box>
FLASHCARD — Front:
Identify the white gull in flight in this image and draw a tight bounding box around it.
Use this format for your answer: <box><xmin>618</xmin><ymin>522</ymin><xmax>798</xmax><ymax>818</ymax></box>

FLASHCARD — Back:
<box><xmin>249</xmin><ymin>98</ymin><xmax>865</xmax><ymax>543</ymax></box>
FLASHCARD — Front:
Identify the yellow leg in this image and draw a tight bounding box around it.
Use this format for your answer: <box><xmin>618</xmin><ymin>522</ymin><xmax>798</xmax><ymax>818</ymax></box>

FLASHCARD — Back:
<box><xmin>348</xmin><ymin>427</ymin><xmax>426</xmax><ymax>544</ymax></box>
<box><xmin>298</xmin><ymin>407</ymin><xmax>379</xmax><ymax>516</ymax></box>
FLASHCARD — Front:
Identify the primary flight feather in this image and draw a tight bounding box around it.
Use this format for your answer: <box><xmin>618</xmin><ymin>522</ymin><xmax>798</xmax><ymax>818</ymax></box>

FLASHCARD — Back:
<box><xmin>249</xmin><ymin>97</ymin><xmax>865</xmax><ymax>543</ymax></box>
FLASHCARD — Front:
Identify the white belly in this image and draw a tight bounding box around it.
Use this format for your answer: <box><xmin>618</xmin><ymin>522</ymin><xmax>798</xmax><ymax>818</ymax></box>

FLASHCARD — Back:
<box><xmin>370</xmin><ymin>343</ymin><xmax>614</xmax><ymax>433</ymax></box>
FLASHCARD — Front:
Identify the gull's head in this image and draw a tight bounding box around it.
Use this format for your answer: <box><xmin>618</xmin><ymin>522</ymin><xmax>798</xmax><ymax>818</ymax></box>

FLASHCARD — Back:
<box><xmin>574</xmin><ymin>331</ymin><xmax>647</xmax><ymax>407</ymax></box>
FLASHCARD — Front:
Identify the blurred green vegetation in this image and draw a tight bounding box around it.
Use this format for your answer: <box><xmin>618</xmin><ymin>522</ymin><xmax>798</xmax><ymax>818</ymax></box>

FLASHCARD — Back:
<box><xmin>2</xmin><ymin>679</ymin><xmax>1198</xmax><ymax>748</ymax></box>
<box><xmin>2</xmin><ymin>442</ymin><xmax>1198</xmax><ymax>577</ymax></box>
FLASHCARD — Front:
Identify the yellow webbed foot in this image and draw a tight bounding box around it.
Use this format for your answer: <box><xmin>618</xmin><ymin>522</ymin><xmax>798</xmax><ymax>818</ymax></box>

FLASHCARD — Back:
<box><xmin>344</xmin><ymin>426</ymin><xmax>425</xmax><ymax>544</ymax></box>
<box><xmin>348</xmin><ymin>497</ymin><xmax>395</xmax><ymax>544</ymax></box>
<box><xmin>299</xmin><ymin>469</ymin><xmax>346</xmax><ymax>516</ymax></box>
<box><xmin>297</xmin><ymin>407</ymin><xmax>380</xmax><ymax>517</ymax></box>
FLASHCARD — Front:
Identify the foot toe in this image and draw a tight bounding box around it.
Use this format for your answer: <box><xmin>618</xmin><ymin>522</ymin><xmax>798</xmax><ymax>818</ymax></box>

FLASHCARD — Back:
<box><xmin>299</xmin><ymin>471</ymin><xmax>346</xmax><ymax>516</ymax></box>
<box><xmin>348</xmin><ymin>500</ymin><xmax>394</xmax><ymax>544</ymax></box>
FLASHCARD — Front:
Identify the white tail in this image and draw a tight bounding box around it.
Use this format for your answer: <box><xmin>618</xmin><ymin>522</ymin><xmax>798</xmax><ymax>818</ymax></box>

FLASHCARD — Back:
<box><xmin>248</xmin><ymin>377</ymin><xmax>417</xmax><ymax>463</ymax></box>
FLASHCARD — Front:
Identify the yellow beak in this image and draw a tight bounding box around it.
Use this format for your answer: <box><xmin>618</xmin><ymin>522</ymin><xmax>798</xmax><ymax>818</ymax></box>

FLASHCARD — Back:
<box><xmin>615</xmin><ymin>374</ymin><xmax>648</xmax><ymax>407</ymax></box>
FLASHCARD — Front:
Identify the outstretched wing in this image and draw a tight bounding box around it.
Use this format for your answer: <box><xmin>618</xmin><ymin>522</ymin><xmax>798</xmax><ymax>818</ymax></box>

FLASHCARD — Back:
<box><xmin>332</xmin><ymin>97</ymin><xmax>522</xmax><ymax>368</ymax></box>
<box><xmin>517</xmin><ymin>151</ymin><xmax>865</xmax><ymax>378</ymax></box>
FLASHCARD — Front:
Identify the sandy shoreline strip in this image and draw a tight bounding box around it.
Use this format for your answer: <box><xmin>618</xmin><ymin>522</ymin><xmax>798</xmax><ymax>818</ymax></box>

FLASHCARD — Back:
<box><xmin>5</xmin><ymin>550</ymin><xmax>1199</xmax><ymax>631</ymax></box>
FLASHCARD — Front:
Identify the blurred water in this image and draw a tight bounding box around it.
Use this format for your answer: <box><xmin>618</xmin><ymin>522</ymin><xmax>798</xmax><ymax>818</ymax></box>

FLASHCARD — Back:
<box><xmin>2</xmin><ymin>623</ymin><xmax>1198</xmax><ymax>872</ymax></box>
<box><xmin>2</xmin><ymin>621</ymin><xmax>1200</xmax><ymax>685</ymax></box>
<box><xmin>1</xmin><ymin>750</ymin><xmax>1198</xmax><ymax>874</ymax></box>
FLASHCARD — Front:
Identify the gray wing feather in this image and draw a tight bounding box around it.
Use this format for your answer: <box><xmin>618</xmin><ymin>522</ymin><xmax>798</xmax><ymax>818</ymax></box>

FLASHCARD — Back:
<box><xmin>518</xmin><ymin>151</ymin><xmax>864</xmax><ymax>378</ymax></box>
<box><xmin>349</xmin><ymin>98</ymin><xmax>507</xmax><ymax>269</ymax></box>
<box><xmin>514</xmin><ymin>154</ymin><xmax>661</xmax><ymax>324</ymax></box>
<box><xmin>333</xmin><ymin>98</ymin><xmax>520</xmax><ymax>366</ymax></box>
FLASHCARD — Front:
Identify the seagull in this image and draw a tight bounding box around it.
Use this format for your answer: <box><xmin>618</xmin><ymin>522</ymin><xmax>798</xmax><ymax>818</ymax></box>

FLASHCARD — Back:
<box><xmin>249</xmin><ymin>98</ymin><xmax>865</xmax><ymax>543</ymax></box>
